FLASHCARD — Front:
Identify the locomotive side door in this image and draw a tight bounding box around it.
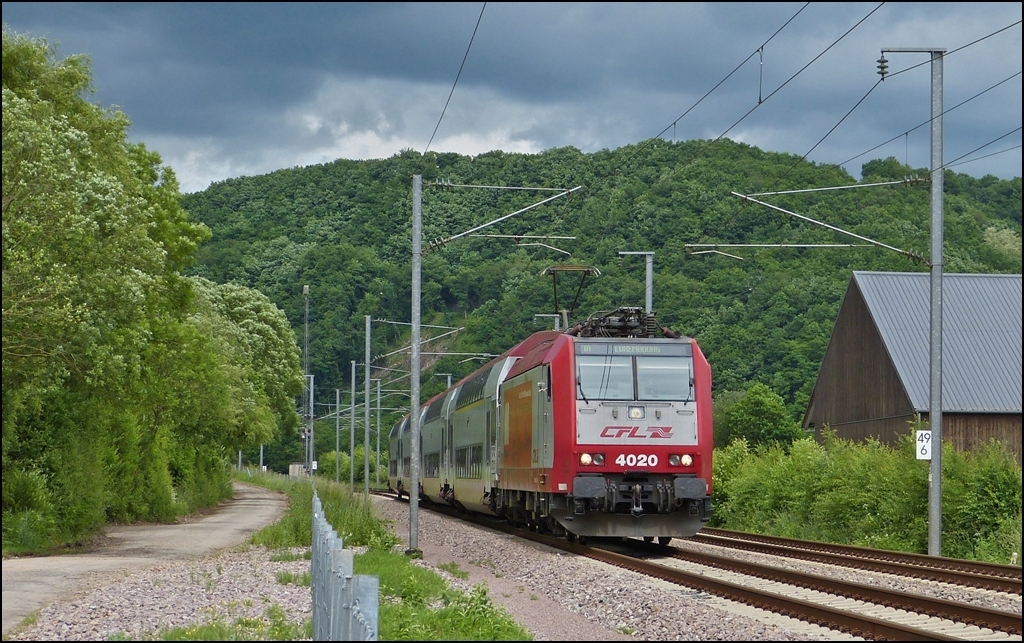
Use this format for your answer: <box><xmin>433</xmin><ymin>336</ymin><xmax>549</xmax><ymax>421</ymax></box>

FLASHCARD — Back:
<box><xmin>533</xmin><ymin>365</ymin><xmax>554</xmax><ymax>469</ymax></box>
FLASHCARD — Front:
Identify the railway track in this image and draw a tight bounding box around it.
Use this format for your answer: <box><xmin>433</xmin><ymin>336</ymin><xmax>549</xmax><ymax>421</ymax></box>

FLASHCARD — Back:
<box><xmin>696</xmin><ymin>528</ymin><xmax>1022</xmax><ymax>595</ymax></box>
<box><xmin>376</xmin><ymin>491</ymin><xmax>1021</xmax><ymax>640</ymax></box>
<box><xmin>614</xmin><ymin>538</ymin><xmax>1022</xmax><ymax>640</ymax></box>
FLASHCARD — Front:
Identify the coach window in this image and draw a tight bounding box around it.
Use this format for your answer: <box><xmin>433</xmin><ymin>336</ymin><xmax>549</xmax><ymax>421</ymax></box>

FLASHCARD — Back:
<box><xmin>576</xmin><ymin>355</ymin><xmax>633</xmax><ymax>400</ymax></box>
<box><xmin>636</xmin><ymin>356</ymin><xmax>692</xmax><ymax>401</ymax></box>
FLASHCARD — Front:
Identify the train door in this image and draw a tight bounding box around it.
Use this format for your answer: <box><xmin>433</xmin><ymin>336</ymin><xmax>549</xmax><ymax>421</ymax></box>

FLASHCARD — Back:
<box><xmin>485</xmin><ymin>407</ymin><xmax>492</xmax><ymax>469</ymax></box>
<box><xmin>533</xmin><ymin>365</ymin><xmax>554</xmax><ymax>468</ymax></box>
<box><xmin>492</xmin><ymin>357</ymin><xmax>518</xmax><ymax>484</ymax></box>
<box><xmin>440</xmin><ymin>411</ymin><xmax>446</xmax><ymax>479</ymax></box>
<box><xmin>446</xmin><ymin>415</ymin><xmax>454</xmax><ymax>484</ymax></box>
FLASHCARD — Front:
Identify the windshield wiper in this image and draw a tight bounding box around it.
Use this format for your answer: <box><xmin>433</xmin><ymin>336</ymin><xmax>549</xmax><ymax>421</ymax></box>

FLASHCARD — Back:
<box><xmin>577</xmin><ymin>380</ymin><xmax>588</xmax><ymax>403</ymax></box>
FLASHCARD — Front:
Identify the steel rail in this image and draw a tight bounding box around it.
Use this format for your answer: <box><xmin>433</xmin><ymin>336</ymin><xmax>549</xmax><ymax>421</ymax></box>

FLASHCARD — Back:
<box><xmin>626</xmin><ymin>539</ymin><xmax>1021</xmax><ymax>635</ymax></box>
<box><xmin>699</xmin><ymin>529</ymin><xmax>1022</xmax><ymax>594</ymax></box>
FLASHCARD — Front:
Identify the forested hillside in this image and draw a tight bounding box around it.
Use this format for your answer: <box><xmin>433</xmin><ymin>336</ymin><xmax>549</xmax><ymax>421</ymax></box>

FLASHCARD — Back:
<box><xmin>2</xmin><ymin>31</ymin><xmax>303</xmax><ymax>549</ymax></box>
<box><xmin>182</xmin><ymin>141</ymin><xmax>1021</xmax><ymax>469</ymax></box>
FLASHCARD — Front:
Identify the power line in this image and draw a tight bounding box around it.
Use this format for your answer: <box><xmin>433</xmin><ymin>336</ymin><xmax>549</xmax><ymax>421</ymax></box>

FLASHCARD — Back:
<box><xmin>940</xmin><ymin>127</ymin><xmax>1022</xmax><ymax>171</ymax></box>
<box><xmin>714</xmin><ymin>3</ymin><xmax>885</xmax><ymax>144</ymax></box>
<box><xmin>610</xmin><ymin>4</ymin><xmax>885</xmax><ymax>310</ymax></box>
<box><xmin>751</xmin><ymin>77</ymin><xmax>884</xmax><ymax>199</ymax></box>
<box><xmin>883</xmin><ymin>19</ymin><xmax>1022</xmax><ymax>82</ymax></box>
<box><xmin>423</xmin><ymin>2</ymin><xmax>487</xmax><ymax>156</ymax></box>
<box><xmin>840</xmin><ymin>70</ymin><xmax>1022</xmax><ymax>168</ymax></box>
<box><xmin>623</xmin><ymin>3</ymin><xmax>885</xmax><ymax>192</ymax></box>
<box><xmin>945</xmin><ymin>144</ymin><xmax>1021</xmax><ymax>169</ymax></box>
<box><xmin>616</xmin><ymin>2</ymin><xmax>811</xmax><ymax>171</ymax></box>
<box><xmin>704</xmin><ymin>17</ymin><xmax>1022</xmax><ymax>266</ymax></box>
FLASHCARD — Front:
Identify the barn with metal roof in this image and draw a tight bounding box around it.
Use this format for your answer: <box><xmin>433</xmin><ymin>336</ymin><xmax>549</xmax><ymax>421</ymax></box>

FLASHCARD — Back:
<box><xmin>802</xmin><ymin>271</ymin><xmax>1022</xmax><ymax>462</ymax></box>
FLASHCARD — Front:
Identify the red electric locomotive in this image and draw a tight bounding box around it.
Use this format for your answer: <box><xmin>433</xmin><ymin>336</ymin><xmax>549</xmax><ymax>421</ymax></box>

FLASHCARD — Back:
<box><xmin>389</xmin><ymin>307</ymin><xmax>713</xmax><ymax>543</ymax></box>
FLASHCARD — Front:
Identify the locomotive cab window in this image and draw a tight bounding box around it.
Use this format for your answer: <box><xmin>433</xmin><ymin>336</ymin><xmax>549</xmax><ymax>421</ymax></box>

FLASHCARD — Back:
<box><xmin>576</xmin><ymin>355</ymin><xmax>633</xmax><ymax>400</ymax></box>
<box><xmin>576</xmin><ymin>340</ymin><xmax>694</xmax><ymax>402</ymax></box>
<box><xmin>637</xmin><ymin>356</ymin><xmax>692</xmax><ymax>401</ymax></box>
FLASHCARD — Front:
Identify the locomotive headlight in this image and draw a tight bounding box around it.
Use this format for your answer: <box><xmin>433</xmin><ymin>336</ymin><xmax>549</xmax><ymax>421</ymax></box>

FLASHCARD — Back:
<box><xmin>669</xmin><ymin>454</ymin><xmax>681</xmax><ymax>466</ymax></box>
<box><xmin>681</xmin><ymin>454</ymin><xmax>694</xmax><ymax>467</ymax></box>
<box><xmin>628</xmin><ymin>406</ymin><xmax>645</xmax><ymax>420</ymax></box>
<box><xmin>579</xmin><ymin>453</ymin><xmax>593</xmax><ymax>466</ymax></box>
<box><xmin>592</xmin><ymin>453</ymin><xmax>605</xmax><ymax>466</ymax></box>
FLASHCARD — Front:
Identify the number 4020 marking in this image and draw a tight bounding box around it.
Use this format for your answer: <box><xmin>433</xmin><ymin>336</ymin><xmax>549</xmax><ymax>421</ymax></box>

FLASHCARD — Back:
<box><xmin>615</xmin><ymin>453</ymin><xmax>658</xmax><ymax>467</ymax></box>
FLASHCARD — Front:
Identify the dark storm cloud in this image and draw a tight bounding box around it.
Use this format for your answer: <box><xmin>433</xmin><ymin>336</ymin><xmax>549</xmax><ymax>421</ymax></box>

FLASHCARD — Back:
<box><xmin>2</xmin><ymin>2</ymin><xmax>1019</xmax><ymax>192</ymax></box>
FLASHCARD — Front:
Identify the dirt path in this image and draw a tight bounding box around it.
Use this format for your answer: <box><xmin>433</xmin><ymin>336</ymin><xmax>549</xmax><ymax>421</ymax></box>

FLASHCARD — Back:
<box><xmin>1</xmin><ymin>482</ymin><xmax>286</xmax><ymax>637</ymax></box>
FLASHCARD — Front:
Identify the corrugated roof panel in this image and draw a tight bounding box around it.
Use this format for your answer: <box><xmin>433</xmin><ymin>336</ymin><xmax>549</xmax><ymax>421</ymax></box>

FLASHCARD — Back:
<box><xmin>853</xmin><ymin>272</ymin><xmax>1022</xmax><ymax>413</ymax></box>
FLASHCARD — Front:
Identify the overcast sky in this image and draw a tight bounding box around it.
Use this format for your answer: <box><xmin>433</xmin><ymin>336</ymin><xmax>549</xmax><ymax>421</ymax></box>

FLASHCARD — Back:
<box><xmin>3</xmin><ymin>2</ymin><xmax>1021</xmax><ymax>193</ymax></box>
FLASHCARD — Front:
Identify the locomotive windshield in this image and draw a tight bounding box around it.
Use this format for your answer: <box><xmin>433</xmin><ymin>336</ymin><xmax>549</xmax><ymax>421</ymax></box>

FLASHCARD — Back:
<box><xmin>636</xmin><ymin>356</ymin><xmax>692</xmax><ymax>401</ymax></box>
<box><xmin>575</xmin><ymin>341</ymin><xmax>694</xmax><ymax>402</ymax></box>
<box><xmin>576</xmin><ymin>355</ymin><xmax>633</xmax><ymax>400</ymax></box>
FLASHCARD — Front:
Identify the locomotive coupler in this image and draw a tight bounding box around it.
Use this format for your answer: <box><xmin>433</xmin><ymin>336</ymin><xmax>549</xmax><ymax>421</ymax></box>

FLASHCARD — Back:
<box><xmin>630</xmin><ymin>483</ymin><xmax>644</xmax><ymax>517</ymax></box>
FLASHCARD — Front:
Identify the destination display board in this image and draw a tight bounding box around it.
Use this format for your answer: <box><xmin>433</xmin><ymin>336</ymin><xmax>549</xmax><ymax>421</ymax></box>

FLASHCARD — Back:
<box><xmin>574</xmin><ymin>340</ymin><xmax>691</xmax><ymax>357</ymax></box>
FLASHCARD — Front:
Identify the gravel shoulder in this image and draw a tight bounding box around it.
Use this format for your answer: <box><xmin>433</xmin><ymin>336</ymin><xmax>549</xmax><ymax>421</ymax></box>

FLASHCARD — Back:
<box><xmin>1</xmin><ymin>482</ymin><xmax>286</xmax><ymax>637</ymax></box>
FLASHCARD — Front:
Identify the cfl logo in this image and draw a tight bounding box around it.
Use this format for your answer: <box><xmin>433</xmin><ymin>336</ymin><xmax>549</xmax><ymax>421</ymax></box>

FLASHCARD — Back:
<box><xmin>600</xmin><ymin>426</ymin><xmax>673</xmax><ymax>439</ymax></box>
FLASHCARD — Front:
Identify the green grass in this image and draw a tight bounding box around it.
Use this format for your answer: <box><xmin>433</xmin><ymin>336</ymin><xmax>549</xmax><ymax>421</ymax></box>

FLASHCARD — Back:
<box><xmin>239</xmin><ymin>470</ymin><xmax>400</xmax><ymax>551</ymax></box>
<box><xmin>269</xmin><ymin>549</ymin><xmax>311</xmax><ymax>562</ymax></box>
<box><xmin>275</xmin><ymin>570</ymin><xmax>311</xmax><ymax>586</ymax></box>
<box><xmin>379</xmin><ymin>584</ymin><xmax>531</xmax><ymax>641</ymax></box>
<box><xmin>437</xmin><ymin>561</ymin><xmax>470</xmax><ymax>580</ymax></box>
<box><xmin>153</xmin><ymin>604</ymin><xmax>307</xmax><ymax>641</ymax></box>
<box><xmin>237</xmin><ymin>470</ymin><xmax>532</xmax><ymax>640</ymax></box>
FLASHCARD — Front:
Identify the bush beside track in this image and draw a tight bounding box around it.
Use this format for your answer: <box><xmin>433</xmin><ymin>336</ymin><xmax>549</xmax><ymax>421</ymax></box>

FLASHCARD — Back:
<box><xmin>712</xmin><ymin>433</ymin><xmax>1022</xmax><ymax>564</ymax></box>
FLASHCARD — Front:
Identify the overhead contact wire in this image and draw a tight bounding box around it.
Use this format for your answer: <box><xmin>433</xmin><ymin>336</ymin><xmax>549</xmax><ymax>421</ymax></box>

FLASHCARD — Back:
<box><xmin>423</xmin><ymin>2</ymin><xmax>487</xmax><ymax>156</ymax></box>
<box><xmin>884</xmin><ymin>19</ymin><xmax>1022</xmax><ymax>81</ymax></box>
<box><xmin>841</xmin><ymin>70</ymin><xmax>1023</xmax><ymax>167</ymax></box>
<box><xmin>615</xmin><ymin>2</ymin><xmax>810</xmax><ymax>173</ymax></box>
<box><xmin>714</xmin><ymin>2</ymin><xmax>885</xmax><ymax>144</ymax></box>
<box><xmin>946</xmin><ymin>144</ymin><xmax>1021</xmax><ymax>169</ymax></box>
<box><xmin>711</xmin><ymin>17</ymin><xmax>1021</xmax><ymax>256</ymax></box>
<box><xmin>620</xmin><ymin>3</ymin><xmax>886</xmax><ymax>315</ymax></box>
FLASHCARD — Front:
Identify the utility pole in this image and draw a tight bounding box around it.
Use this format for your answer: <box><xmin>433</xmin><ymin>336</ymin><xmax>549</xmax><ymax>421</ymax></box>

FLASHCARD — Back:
<box><xmin>375</xmin><ymin>378</ymin><xmax>382</xmax><ymax>488</ymax></box>
<box><xmin>880</xmin><ymin>47</ymin><xmax>945</xmax><ymax>556</ymax></box>
<box><xmin>308</xmin><ymin>374</ymin><xmax>315</xmax><ymax>475</ymax></box>
<box><xmin>335</xmin><ymin>388</ymin><xmax>341</xmax><ymax>483</ymax></box>
<box><xmin>534</xmin><ymin>314</ymin><xmax>561</xmax><ymax>331</ymax></box>
<box><xmin>409</xmin><ymin>174</ymin><xmax>422</xmax><ymax>556</ymax></box>
<box><xmin>364</xmin><ymin>315</ymin><xmax>372</xmax><ymax>495</ymax></box>
<box><xmin>405</xmin><ymin>177</ymin><xmax>574</xmax><ymax>557</ymax></box>
<box><xmin>350</xmin><ymin>360</ymin><xmax>356</xmax><ymax>490</ymax></box>
<box><xmin>303</xmin><ymin>285</ymin><xmax>310</xmax><ymax>473</ymax></box>
<box><xmin>619</xmin><ymin>251</ymin><xmax>654</xmax><ymax>314</ymax></box>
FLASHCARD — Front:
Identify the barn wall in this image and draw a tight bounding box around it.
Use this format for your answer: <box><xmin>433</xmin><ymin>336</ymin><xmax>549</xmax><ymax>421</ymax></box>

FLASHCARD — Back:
<box><xmin>814</xmin><ymin>415</ymin><xmax>918</xmax><ymax>445</ymax></box>
<box><xmin>941</xmin><ymin>413</ymin><xmax>1022</xmax><ymax>465</ymax></box>
<box><xmin>804</xmin><ymin>281</ymin><xmax>915</xmax><ymax>440</ymax></box>
<box><xmin>812</xmin><ymin>414</ymin><xmax>1022</xmax><ymax>466</ymax></box>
